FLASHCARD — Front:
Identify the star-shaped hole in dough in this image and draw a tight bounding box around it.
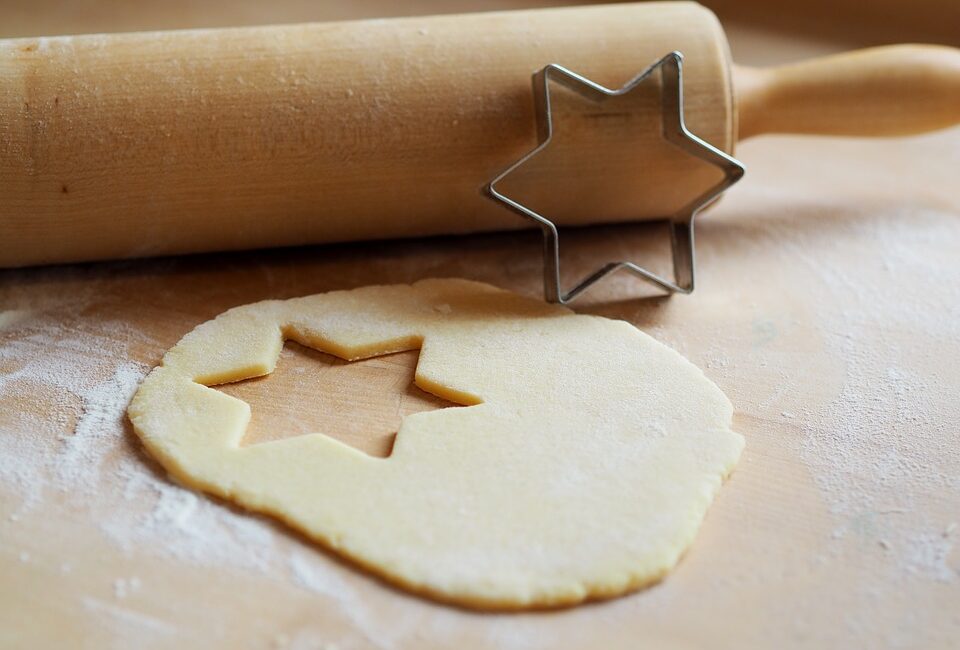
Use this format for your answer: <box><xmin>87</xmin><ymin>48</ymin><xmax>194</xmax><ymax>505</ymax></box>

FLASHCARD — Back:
<box><xmin>216</xmin><ymin>342</ymin><xmax>457</xmax><ymax>457</ymax></box>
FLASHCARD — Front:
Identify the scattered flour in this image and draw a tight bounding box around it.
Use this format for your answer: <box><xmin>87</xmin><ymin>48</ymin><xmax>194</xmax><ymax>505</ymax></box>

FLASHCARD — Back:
<box><xmin>113</xmin><ymin>576</ymin><xmax>141</xmax><ymax>599</ymax></box>
<box><xmin>100</xmin><ymin>458</ymin><xmax>278</xmax><ymax>572</ymax></box>
<box><xmin>55</xmin><ymin>363</ymin><xmax>145</xmax><ymax>491</ymax></box>
<box><xmin>1</xmin><ymin>188</ymin><xmax>958</xmax><ymax>647</ymax></box>
<box><xmin>0</xmin><ymin>301</ymin><xmax>431</xmax><ymax>648</ymax></box>
<box><xmin>777</xmin><ymin>207</ymin><xmax>960</xmax><ymax>587</ymax></box>
<box><xmin>288</xmin><ymin>552</ymin><xmax>422</xmax><ymax>650</ymax></box>
<box><xmin>82</xmin><ymin>596</ymin><xmax>179</xmax><ymax>640</ymax></box>
<box><xmin>0</xmin><ymin>311</ymin><xmax>285</xmax><ymax>576</ymax></box>
<box><xmin>901</xmin><ymin>529</ymin><xmax>957</xmax><ymax>583</ymax></box>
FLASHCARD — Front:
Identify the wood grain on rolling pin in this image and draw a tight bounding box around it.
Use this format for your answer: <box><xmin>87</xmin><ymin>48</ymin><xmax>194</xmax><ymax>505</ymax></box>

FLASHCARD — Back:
<box><xmin>0</xmin><ymin>2</ymin><xmax>733</xmax><ymax>267</ymax></box>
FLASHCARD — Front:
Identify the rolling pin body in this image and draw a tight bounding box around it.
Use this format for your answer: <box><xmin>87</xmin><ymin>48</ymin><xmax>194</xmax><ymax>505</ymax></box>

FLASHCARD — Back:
<box><xmin>0</xmin><ymin>3</ymin><xmax>733</xmax><ymax>267</ymax></box>
<box><xmin>5</xmin><ymin>2</ymin><xmax>959</xmax><ymax>268</ymax></box>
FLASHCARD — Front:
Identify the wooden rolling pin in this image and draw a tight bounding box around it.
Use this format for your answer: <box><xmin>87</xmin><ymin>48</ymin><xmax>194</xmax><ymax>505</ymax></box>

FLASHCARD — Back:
<box><xmin>1</xmin><ymin>2</ymin><xmax>958</xmax><ymax>267</ymax></box>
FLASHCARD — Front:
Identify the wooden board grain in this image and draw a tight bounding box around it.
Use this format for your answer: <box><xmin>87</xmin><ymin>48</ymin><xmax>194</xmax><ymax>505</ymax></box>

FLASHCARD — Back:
<box><xmin>219</xmin><ymin>346</ymin><xmax>455</xmax><ymax>457</ymax></box>
<box><xmin>1</xmin><ymin>4</ymin><xmax>959</xmax><ymax>649</ymax></box>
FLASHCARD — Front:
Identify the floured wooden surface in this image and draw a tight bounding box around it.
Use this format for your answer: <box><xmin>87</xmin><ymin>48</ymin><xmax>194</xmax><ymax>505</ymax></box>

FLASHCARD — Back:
<box><xmin>1</xmin><ymin>8</ymin><xmax>959</xmax><ymax>650</ymax></box>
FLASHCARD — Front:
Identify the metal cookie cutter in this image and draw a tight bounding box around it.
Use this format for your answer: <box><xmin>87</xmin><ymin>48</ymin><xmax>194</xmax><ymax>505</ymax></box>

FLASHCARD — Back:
<box><xmin>486</xmin><ymin>51</ymin><xmax>745</xmax><ymax>305</ymax></box>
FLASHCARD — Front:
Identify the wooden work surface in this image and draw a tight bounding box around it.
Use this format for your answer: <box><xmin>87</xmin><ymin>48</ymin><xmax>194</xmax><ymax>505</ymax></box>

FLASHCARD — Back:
<box><xmin>1</xmin><ymin>2</ymin><xmax>959</xmax><ymax>648</ymax></box>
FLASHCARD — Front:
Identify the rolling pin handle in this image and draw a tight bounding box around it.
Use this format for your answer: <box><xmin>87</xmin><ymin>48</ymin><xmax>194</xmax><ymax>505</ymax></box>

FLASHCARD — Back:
<box><xmin>735</xmin><ymin>44</ymin><xmax>960</xmax><ymax>139</ymax></box>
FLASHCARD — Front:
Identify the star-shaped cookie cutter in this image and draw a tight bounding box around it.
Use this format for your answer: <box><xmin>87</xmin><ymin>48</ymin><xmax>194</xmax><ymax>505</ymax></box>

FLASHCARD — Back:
<box><xmin>485</xmin><ymin>51</ymin><xmax>745</xmax><ymax>304</ymax></box>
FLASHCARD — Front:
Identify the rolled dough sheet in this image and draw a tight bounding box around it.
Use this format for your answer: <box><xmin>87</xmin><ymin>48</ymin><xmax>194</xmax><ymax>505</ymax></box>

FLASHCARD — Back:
<box><xmin>127</xmin><ymin>278</ymin><xmax>744</xmax><ymax>609</ymax></box>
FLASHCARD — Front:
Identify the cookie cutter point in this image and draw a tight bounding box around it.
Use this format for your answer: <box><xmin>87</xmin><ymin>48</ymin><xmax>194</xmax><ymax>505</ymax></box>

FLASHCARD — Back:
<box><xmin>486</xmin><ymin>51</ymin><xmax>745</xmax><ymax>305</ymax></box>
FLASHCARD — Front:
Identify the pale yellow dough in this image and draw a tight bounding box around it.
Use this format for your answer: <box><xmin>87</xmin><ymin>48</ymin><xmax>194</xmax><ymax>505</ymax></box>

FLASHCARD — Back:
<box><xmin>128</xmin><ymin>279</ymin><xmax>743</xmax><ymax>609</ymax></box>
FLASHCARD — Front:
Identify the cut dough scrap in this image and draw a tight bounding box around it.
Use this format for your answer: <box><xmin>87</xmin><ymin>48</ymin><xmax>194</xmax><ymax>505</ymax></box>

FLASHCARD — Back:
<box><xmin>128</xmin><ymin>279</ymin><xmax>744</xmax><ymax>609</ymax></box>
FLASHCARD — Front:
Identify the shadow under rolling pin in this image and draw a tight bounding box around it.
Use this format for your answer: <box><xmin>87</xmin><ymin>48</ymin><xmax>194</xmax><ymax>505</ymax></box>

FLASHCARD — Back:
<box><xmin>1</xmin><ymin>1</ymin><xmax>958</xmax><ymax>280</ymax></box>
